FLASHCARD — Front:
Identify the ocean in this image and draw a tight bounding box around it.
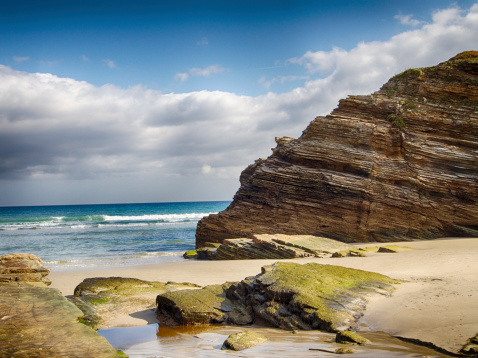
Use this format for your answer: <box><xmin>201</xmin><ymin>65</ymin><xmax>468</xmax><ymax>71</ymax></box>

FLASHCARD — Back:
<box><xmin>0</xmin><ymin>201</ymin><xmax>230</xmax><ymax>271</ymax></box>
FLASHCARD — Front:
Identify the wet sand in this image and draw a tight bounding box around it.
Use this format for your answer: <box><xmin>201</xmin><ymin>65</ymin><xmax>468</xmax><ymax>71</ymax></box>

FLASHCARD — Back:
<box><xmin>49</xmin><ymin>237</ymin><xmax>478</xmax><ymax>355</ymax></box>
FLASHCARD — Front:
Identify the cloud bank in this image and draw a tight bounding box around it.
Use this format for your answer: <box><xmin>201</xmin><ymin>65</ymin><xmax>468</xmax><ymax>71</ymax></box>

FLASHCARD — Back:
<box><xmin>1</xmin><ymin>3</ymin><xmax>478</xmax><ymax>205</ymax></box>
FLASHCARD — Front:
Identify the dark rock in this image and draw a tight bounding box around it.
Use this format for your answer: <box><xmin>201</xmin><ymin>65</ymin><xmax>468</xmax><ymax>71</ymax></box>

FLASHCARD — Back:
<box><xmin>196</xmin><ymin>52</ymin><xmax>478</xmax><ymax>247</ymax></box>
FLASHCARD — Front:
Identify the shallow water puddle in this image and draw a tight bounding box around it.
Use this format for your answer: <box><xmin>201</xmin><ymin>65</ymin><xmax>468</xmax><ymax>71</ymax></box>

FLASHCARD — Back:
<box><xmin>99</xmin><ymin>324</ymin><xmax>452</xmax><ymax>357</ymax></box>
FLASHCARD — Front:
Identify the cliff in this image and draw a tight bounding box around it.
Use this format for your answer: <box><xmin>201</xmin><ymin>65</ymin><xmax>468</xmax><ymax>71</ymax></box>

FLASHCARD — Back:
<box><xmin>196</xmin><ymin>51</ymin><xmax>478</xmax><ymax>247</ymax></box>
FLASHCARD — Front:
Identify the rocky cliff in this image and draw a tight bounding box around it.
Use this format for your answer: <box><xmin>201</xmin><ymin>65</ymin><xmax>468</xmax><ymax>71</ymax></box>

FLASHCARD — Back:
<box><xmin>197</xmin><ymin>51</ymin><xmax>478</xmax><ymax>247</ymax></box>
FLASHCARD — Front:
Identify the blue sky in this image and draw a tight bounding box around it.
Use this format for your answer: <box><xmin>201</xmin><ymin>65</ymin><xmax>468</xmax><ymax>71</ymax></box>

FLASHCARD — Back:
<box><xmin>1</xmin><ymin>0</ymin><xmax>478</xmax><ymax>206</ymax></box>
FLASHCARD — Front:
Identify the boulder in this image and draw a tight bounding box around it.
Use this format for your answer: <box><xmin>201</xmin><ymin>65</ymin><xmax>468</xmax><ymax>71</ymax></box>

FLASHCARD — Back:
<box><xmin>222</xmin><ymin>331</ymin><xmax>268</xmax><ymax>351</ymax></box>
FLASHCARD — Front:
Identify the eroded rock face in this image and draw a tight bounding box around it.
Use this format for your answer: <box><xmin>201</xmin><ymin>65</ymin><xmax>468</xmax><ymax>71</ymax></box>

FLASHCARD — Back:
<box><xmin>0</xmin><ymin>253</ymin><xmax>51</xmax><ymax>286</ymax></box>
<box><xmin>156</xmin><ymin>262</ymin><xmax>398</xmax><ymax>332</ymax></box>
<box><xmin>197</xmin><ymin>52</ymin><xmax>478</xmax><ymax>246</ymax></box>
<box><xmin>197</xmin><ymin>234</ymin><xmax>353</xmax><ymax>260</ymax></box>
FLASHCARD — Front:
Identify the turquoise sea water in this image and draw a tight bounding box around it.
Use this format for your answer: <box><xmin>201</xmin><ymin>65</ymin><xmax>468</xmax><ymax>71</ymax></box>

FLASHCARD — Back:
<box><xmin>0</xmin><ymin>201</ymin><xmax>230</xmax><ymax>271</ymax></box>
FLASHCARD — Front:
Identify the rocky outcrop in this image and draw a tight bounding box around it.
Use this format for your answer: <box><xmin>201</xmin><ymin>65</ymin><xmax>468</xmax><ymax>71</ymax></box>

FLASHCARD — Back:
<box><xmin>156</xmin><ymin>262</ymin><xmax>398</xmax><ymax>332</ymax></box>
<box><xmin>0</xmin><ymin>253</ymin><xmax>51</xmax><ymax>285</ymax></box>
<box><xmin>0</xmin><ymin>254</ymin><xmax>121</xmax><ymax>357</ymax></box>
<box><xmin>70</xmin><ymin>277</ymin><xmax>200</xmax><ymax>329</ymax></box>
<box><xmin>197</xmin><ymin>234</ymin><xmax>353</xmax><ymax>260</ymax></box>
<box><xmin>197</xmin><ymin>51</ymin><xmax>478</xmax><ymax>246</ymax></box>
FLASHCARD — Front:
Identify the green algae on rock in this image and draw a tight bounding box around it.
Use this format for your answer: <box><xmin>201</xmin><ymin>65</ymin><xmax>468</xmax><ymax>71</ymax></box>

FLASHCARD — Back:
<box><xmin>71</xmin><ymin>277</ymin><xmax>201</xmax><ymax>329</ymax></box>
<box><xmin>461</xmin><ymin>333</ymin><xmax>478</xmax><ymax>356</ymax></box>
<box><xmin>221</xmin><ymin>331</ymin><xmax>269</xmax><ymax>351</ymax></box>
<box><xmin>336</xmin><ymin>330</ymin><xmax>371</xmax><ymax>345</ymax></box>
<box><xmin>0</xmin><ymin>282</ymin><xmax>120</xmax><ymax>357</ymax></box>
<box><xmin>156</xmin><ymin>262</ymin><xmax>399</xmax><ymax>332</ymax></box>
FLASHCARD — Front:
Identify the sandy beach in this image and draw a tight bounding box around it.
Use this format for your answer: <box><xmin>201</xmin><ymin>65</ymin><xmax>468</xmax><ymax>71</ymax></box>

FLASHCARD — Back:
<box><xmin>49</xmin><ymin>237</ymin><xmax>478</xmax><ymax>354</ymax></box>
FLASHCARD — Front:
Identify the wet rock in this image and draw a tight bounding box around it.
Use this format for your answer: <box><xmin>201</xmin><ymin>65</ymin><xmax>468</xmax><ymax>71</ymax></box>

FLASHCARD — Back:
<box><xmin>0</xmin><ymin>282</ymin><xmax>120</xmax><ymax>357</ymax></box>
<box><xmin>222</xmin><ymin>331</ymin><xmax>268</xmax><ymax>351</ymax></box>
<box><xmin>0</xmin><ymin>253</ymin><xmax>51</xmax><ymax>286</ymax></box>
<box><xmin>156</xmin><ymin>282</ymin><xmax>254</xmax><ymax>326</ymax></box>
<box><xmin>156</xmin><ymin>262</ymin><xmax>398</xmax><ymax>332</ymax></box>
<box><xmin>336</xmin><ymin>331</ymin><xmax>371</xmax><ymax>345</ymax></box>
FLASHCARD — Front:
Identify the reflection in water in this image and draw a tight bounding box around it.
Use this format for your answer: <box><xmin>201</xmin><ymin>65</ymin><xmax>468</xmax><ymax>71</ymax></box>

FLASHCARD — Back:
<box><xmin>99</xmin><ymin>324</ymin><xmax>452</xmax><ymax>358</ymax></box>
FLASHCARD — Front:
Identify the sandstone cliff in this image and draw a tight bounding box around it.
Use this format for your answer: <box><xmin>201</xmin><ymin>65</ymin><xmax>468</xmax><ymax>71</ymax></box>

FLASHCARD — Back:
<box><xmin>197</xmin><ymin>51</ymin><xmax>478</xmax><ymax>246</ymax></box>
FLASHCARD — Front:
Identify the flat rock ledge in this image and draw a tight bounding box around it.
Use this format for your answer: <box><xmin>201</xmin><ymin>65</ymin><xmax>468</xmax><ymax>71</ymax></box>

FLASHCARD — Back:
<box><xmin>0</xmin><ymin>253</ymin><xmax>122</xmax><ymax>358</ymax></box>
<box><xmin>156</xmin><ymin>262</ymin><xmax>398</xmax><ymax>332</ymax></box>
<box><xmin>70</xmin><ymin>276</ymin><xmax>201</xmax><ymax>329</ymax></box>
<box><xmin>196</xmin><ymin>234</ymin><xmax>353</xmax><ymax>260</ymax></box>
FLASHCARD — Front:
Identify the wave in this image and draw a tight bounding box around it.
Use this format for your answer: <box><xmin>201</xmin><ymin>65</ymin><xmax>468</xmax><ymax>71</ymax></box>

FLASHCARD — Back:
<box><xmin>0</xmin><ymin>212</ymin><xmax>216</xmax><ymax>230</ymax></box>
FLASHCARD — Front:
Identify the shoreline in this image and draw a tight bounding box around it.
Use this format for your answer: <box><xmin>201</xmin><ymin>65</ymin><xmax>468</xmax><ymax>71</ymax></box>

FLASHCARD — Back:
<box><xmin>49</xmin><ymin>237</ymin><xmax>478</xmax><ymax>354</ymax></box>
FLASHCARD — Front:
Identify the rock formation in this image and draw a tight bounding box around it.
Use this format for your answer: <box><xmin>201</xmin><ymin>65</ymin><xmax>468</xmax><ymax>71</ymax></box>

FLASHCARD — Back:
<box><xmin>0</xmin><ymin>252</ymin><xmax>51</xmax><ymax>285</ymax></box>
<box><xmin>156</xmin><ymin>262</ymin><xmax>398</xmax><ymax>332</ymax></box>
<box><xmin>0</xmin><ymin>253</ymin><xmax>122</xmax><ymax>357</ymax></box>
<box><xmin>70</xmin><ymin>277</ymin><xmax>200</xmax><ymax>329</ymax></box>
<box><xmin>197</xmin><ymin>51</ymin><xmax>478</xmax><ymax>246</ymax></box>
<box><xmin>197</xmin><ymin>234</ymin><xmax>353</xmax><ymax>260</ymax></box>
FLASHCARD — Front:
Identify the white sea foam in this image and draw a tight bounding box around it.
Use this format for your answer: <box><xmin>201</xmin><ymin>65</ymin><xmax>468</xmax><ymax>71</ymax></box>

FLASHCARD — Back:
<box><xmin>103</xmin><ymin>212</ymin><xmax>216</xmax><ymax>223</ymax></box>
<box><xmin>0</xmin><ymin>212</ymin><xmax>217</xmax><ymax>230</ymax></box>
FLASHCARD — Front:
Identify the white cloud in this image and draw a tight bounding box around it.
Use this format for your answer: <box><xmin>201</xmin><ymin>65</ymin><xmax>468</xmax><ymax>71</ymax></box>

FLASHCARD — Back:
<box><xmin>81</xmin><ymin>55</ymin><xmax>89</xmax><ymax>62</ymax></box>
<box><xmin>175</xmin><ymin>72</ymin><xmax>189</xmax><ymax>83</ymax></box>
<box><xmin>1</xmin><ymin>3</ymin><xmax>478</xmax><ymax>205</ymax></box>
<box><xmin>258</xmin><ymin>75</ymin><xmax>310</xmax><ymax>89</ymax></box>
<box><xmin>13</xmin><ymin>56</ymin><xmax>29</xmax><ymax>63</ymax></box>
<box><xmin>395</xmin><ymin>13</ymin><xmax>424</xmax><ymax>27</ymax></box>
<box><xmin>175</xmin><ymin>65</ymin><xmax>226</xmax><ymax>83</ymax></box>
<box><xmin>103</xmin><ymin>59</ymin><xmax>117</xmax><ymax>69</ymax></box>
<box><xmin>189</xmin><ymin>65</ymin><xmax>225</xmax><ymax>77</ymax></box>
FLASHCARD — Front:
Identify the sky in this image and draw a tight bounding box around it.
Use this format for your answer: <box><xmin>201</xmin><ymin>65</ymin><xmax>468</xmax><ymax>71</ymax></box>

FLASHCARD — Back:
<box><xmin>1</xmin><ymin>0</ymin><xmax>478</xmax><ymax>206</ymax></box>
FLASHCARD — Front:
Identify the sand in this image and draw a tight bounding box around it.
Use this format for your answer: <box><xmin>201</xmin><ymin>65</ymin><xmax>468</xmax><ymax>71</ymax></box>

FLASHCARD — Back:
<box><xmin>49</xmin><ymin>237</ymin><xmax>478</xmax><ymax>354</ymax></box>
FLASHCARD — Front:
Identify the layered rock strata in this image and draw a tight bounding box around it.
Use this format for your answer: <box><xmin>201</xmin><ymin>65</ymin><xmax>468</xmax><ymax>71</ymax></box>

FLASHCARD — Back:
<box><xmin>0</xmin><ymin>252</ymin><xmax>51</xmax><ymax>285</ymax></box>
<box><xmin>197</xmin><ymin>234</ymin><xmax>353</xmax><ymax>260</ymax></box>
<box><xmin>197</xmin><ymin>52</ymin><xmax>478</xmax><ymax>246</ymax></box>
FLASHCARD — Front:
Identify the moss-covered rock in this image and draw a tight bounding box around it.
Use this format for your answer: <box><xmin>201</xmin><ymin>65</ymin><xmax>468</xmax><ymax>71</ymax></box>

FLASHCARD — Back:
<box><xmin>377</xmin><ymin>245</ymin><xmax>412</xmax><ymax>253</ymax></box>
<box><xmin>183</xmin><ymin>249</ymin><xmax>198</xmax><ymax>259</ymax></box>
<box><xmin>336</xmin><ymin>331</ymin><xmax>371</xmax><ymax>345</ymax></box>
<box><xmin>156</xmin><ymin>262</ymin><xmax>399</xmax><ymax>332</ymax></box>
<box><xmin>461</xmin><ymin>333</ymin><xmax>478</xmax><ymax>355</ymax></box>
<box><xmin>221</xmin><ymin>331</ymin><xmax>268</xmax><ymax>351</ymax></box>
<box><xmin>156</xmin><ymin>282</ymin><xmax>253</xmax><ymax>326</ymax></box>
<box><xmin>71</xmin><ymin>277</ymin><xmax>200</xmax><ymax>329</ymax></box>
